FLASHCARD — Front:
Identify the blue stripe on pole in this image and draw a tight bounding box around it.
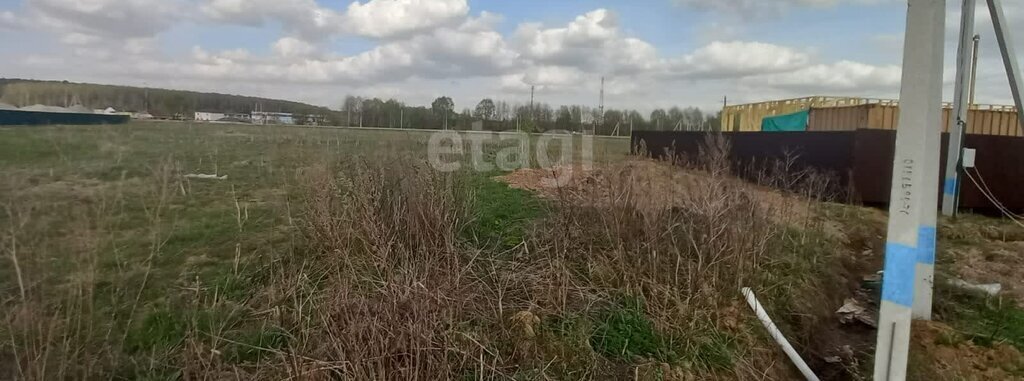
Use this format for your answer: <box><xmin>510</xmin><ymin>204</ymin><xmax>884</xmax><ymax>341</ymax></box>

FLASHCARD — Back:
<box><xmin>943</xmin><ymin>178</ymin><xmax>958</xmax><ymax>195</ymax></box>
<box><xmin>882</xmin><ymin>242</ymin><xmax>917</xmax><ymax>307</ymax></box>
<box><xmin>917</xmin><ymin>226</ymin><xmax>937</xmax><ymax>265</ymax></box>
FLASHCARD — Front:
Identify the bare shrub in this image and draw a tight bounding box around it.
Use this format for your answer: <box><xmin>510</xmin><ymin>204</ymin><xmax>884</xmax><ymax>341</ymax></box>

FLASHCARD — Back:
<box><xmin>265</xmin><ymin>159</ymin><xmax>501</xmax><ymax>380</ymax></box>
<box><xmin>532</xmin><ymin>135</ymin><xmax>778</xmax><ymax>326</ymax></box>
<box><xmin>243</xmin><ymin>138</ymin><xmax>839</xmax><ymax>379</ymax></box>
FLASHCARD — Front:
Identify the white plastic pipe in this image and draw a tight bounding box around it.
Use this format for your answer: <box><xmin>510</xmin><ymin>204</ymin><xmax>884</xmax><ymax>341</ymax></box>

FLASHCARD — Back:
<box><xmin>740</xmin><ymin>287</ymin><xmax>820</xmax><ymax>381</ymax></box>
<box><xmin>184</xmin><ymin>173</ymin><xmax>228</xmax><ymax>180</ymax></box>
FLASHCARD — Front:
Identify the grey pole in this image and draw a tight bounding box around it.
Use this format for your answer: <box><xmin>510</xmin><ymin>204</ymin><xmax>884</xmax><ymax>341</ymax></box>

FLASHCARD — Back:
<box><xmin>969</xmin><ymin>35</ymin><xmax>981</xmax><ymax>106</ymax></box>
<box><xmin>874</xmin><ymin>0</ymin><xmax>945</xmax><ymax>379</ymax></box>
<box><xmin>941</xmin><ymin>0</ymin><xmax>976</xmax><ymax>218</ymax></box>
<box><xmin>986</xmin><ymin>0</ymin><xmax>1024</xmax><ymax>134</ymax></box>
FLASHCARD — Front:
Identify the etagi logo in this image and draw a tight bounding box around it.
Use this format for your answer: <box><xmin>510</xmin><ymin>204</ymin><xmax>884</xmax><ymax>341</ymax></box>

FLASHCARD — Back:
<box><xmin>427</xmin><ymin>129</ymin><xmax>593</xmax><ymax>187</ymax></box>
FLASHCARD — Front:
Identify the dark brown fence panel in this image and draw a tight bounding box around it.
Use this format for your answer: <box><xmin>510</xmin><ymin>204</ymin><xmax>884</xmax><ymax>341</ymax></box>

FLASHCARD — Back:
<box><xmin>0</xmin><ymin>110</ymin><xmax>130</xmax><ymax>125</ymax></box>
<box><xmin>632</xmin><ymin>130</ymin><xmax>1024</xmax><ymax>211</ymax></box>
<box><xmin>632</xmin><ymin>130</ymin><xmax>857</xmax><ymax>192</ymax></box>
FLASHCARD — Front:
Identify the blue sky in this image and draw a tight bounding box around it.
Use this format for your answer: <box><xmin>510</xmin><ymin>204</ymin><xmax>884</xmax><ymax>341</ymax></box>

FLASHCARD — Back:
<box><xmin>0</xmin><ymin>0</ymin><xmax>1020</xmax><ymax>112</ymax></box>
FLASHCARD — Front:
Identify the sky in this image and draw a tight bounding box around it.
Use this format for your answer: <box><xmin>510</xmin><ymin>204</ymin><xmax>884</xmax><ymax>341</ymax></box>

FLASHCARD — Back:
<box><xmin>0</xmin><ymin>0</ymin><xmax>1021</xmax><ymax>113</ymax></box>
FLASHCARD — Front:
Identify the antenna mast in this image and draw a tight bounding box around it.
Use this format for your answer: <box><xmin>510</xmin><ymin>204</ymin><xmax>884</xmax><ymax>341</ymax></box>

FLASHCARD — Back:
<box><xmin>529</xmin><ymin>85</ymin><xmax>535</xmax><ymax>124</ymax></box>
<box><xmin>598</xmin><ymin>76</ymin><xmax>605</xmax><ymax>134</ymax></box>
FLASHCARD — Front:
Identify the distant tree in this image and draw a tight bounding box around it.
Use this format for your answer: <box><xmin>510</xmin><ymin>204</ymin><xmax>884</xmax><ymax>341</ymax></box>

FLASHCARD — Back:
<box><xmin>601</xmin><ymin>109</ymin><xmax>624</xmax><ymax>135</ymax></box>
<box><xmin>682</xmin><ymin>107</ymin><xmax>705</xmax><ymax>131</ymax></box>
<box><xmin>513</xmin><ymin>104</ymin><xmax>530</xmax><ymax>122</ymax></box>
<box><xmin>555</xmin><ymin>106</ymin><xmax>573</xmax><ymax>130</ymax></box>
<box><xmin>355</xmin><ymin>97</ymin><xmax>366</xmax><ymax>127</ymax></box>
<box><xmin>495</xmin><ymin>100</ymin><xmax>510</xmax><ymax>121</ymax></box>
<box><xmin>650</xmin><ymin>109</ymin><xmax>668</xmax><ymax>130</ymax></box>
<box><xmin>668</xmin><ymin>107</ymin><xmax>684</xmax><ymax>130</ymax></box>
<box><xmin>342</xmin><ymin>95</ymin><xmax>361</xmax><ymax>126</ymax></box>
<box><xmin>520</xmin><ymin>119</ymin><xmax>539</xmax><ymax>133</ymax></box>
<box><xmin>474</xmin><ymin>98</ymin><xmax>496</xmax><ymax>120</ymax></box>
<box><xmin>706</xmin><ymin>111</ymin><xmax>722</xmax><ymax>132</ymax></box>
<box><xmin>569</xmin><ymin>105</ymin><xmax>584</xmax><ymax>125</ymax></box>
<box><xmin>431</xmin><ymin>96</ymin><xmax>454</xmax><ymax>129</ymax></box>
<box><xmin>626</xmin><ymin>110</ymin><xmax>644</xmax><ymax>130</ymax></box>
<box><xmin>536</xmin><ymin>103</ymin><xmax>554</xmax><ymax>123</ymax></box>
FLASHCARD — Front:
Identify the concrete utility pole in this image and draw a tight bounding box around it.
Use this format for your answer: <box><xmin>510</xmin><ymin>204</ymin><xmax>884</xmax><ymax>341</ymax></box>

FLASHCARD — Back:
<box><xmin>970</xmin><ymin>35</ymin><xmax>981</xmax><ymax>106</ymax></box>
<box><xmin>943</xmin><ymin>0</ymin><xmax>1024</xmax><ymax>216</ymax></box>
<box><xmin>599</xmin><ymin>76</ymin><xmax>605</xmax><ymax>134</ymax></box>
<box><xmin>986</xmin><ymin>0</ymin><xmax>1024</xmax><ymax>134</ymax></box>
<box><xmin>941</xmin><ymin>0</ymin><xmax>975</xmax><ymax>218</ymax></box>
<box><xmin>873</xmin><ymin>1</ymin><xmax>945</xmax><ymax>380</ymax></box>
<box><xmin>530</xmin><ymin>85</ymin><xmax>535</xmax><ymax>124</ymax></box>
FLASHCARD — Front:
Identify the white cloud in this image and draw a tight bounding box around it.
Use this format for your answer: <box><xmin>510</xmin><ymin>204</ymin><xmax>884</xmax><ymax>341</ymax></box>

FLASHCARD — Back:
<box><xmin>0</xmin><ymin>10</ymin><xmax>23</xmax><ymax>29</ymax></box>
<box><xmin>673</xmin><ymin>0</ymin><xmax>839</xmax><ymax>18</ymax></box>
<box><xmin>344</xmin><ymin>0</ymin><xmax>469</xmax><ymax>38</ymax></box>
<box><xmin>200</xmin><ymin>0</ymin><xmax>469</xmax><ymax>40</ymax></box>
<box><xmin>0</xmin><ymin>2</ymin><xmax>942</xmax><ymax>113</ymax></box>
<box><xmin>513</xmin><ymin>9</ymin><xmax>660</xmax><ymax>75</ymax></box>
<box><xmin>125</xmin><ymin>14</ymin><xmax>518</xmax><ymax>86</ymax></box>
<box><xmin>272</xmin><ymin>37</ymin><xmax>316</xmax><ymax>59</ymax></box>
<box><xmin>670</xmin><ymin>41</ymin><xmax>812</xmax><ymax>78</ymax></box>
<box><xmin>124</xmin><ymin>38</ymin><xmax>158</xmax><ymax>55</ymax></box>
<box><xmin>674</xmin><ymin>0</ymin><xmax>899</xmax><ymax>19</ymax></box>
<box><xmin>28</xmin><ymin>0</ymin><xmax>182</xmax><ymax>40</ymax></box>
<box><xmin>745</xmin><ymin>60</ymin><xmax>901</xmax><ymax>95</ymax></box>
<box><xmin>60</xmin><ymin>32</ymin><xmax>101</xmax><ymax>45</ymax></box>
<box><xmin>525</xmin><ymin>66</ymin><xmax>585</xmax><ymax>87</ymax></box>
<box><xmin>200</xmin><ymin>0</ymin><xmax>341</xmax><ymax>39</ymax></box>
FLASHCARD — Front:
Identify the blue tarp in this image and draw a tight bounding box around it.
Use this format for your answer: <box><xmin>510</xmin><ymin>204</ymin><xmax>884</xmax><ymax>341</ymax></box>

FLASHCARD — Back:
<box><xmin>761</xmin><ymin>109</ymin><xmax>809</xmax><ymax>132</ymax></box>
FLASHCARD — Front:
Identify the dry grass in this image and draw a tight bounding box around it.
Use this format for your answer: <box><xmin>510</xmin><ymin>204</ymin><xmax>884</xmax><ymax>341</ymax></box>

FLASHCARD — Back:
<box><xmin>220</xmin><ymin>135</ymin><xmax>848</xmax><ymax>380</ymax></box>
<box><xmin>11</xmin><ymin>125</ymin><xmax>1018</xmax><ymax>380</ymax></box>
<box><xmin>0</xmin><ymin>125</ymin><xmax>849</xmax><ymax>380</ymax></box>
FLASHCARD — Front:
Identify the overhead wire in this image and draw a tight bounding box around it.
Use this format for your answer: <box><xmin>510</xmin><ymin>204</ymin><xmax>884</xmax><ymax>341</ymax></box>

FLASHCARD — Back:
<box><xmin>969</xmin><ymin>167</ymin><xmax>1023</xmax><ymax>219</ymax></box>
<box><xmin>965</xmin><ymin>169</ymin><xmax>1021</xmax><ymax>219</ymax></box>
<box><xmin>962</xmin><ymin>168</ymin><xmax>1024</xmax><ymax>228</ymax></box>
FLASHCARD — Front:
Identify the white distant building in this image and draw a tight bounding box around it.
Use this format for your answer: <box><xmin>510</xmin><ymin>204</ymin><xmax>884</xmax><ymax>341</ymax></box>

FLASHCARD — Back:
<box><xmin>194</xmin><ymin>111</ymin><xmax>226</xmax><ymax>121</ymax></box>
<box><xmin>222</xmin><ymin>113</ymin><xmax>252</xmax><ymax>122</ymax></box>
<box><xmin>251</xmin><ymin>111</ymin><xmax>294</xmax><ymax>125</ymax></box>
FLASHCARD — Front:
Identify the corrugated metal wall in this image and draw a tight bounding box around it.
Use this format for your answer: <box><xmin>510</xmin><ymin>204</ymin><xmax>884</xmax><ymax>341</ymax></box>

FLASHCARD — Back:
<box><xmin>631</xmin><ymin>130</ymin><xmax>1024</xmax><ymax>210</ymax></box>
<box><xmin>0</xmin><ymin>109</ymin><xmax>130</xmax><ymax>125</ymax></box>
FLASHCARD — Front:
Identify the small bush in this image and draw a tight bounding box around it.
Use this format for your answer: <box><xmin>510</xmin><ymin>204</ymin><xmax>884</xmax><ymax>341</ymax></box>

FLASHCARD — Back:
<box><xmin>465</xmin><ymin>174</ymin><xmax>546</xmax><ymax>250</ymax></box>
<box><xmin>590</xmin><ymin>299</ymin><xmax>674</xmax><ymax>361</ymax></box>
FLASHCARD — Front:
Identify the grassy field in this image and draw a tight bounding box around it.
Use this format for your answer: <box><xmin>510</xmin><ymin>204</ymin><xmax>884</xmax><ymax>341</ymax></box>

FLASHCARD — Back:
<box><xmin>1</xmin><ymin>122</ymin><xmax>1022</xmax><ymax>380</ymax></box>
<box><xmin>0</xmin><ymin>122</ymin><xmax>634</xmax><ymax>379</ymax></box>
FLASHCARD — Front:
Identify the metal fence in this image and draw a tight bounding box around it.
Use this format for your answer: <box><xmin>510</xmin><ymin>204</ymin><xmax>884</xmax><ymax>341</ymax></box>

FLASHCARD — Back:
<box><xmin>631</xmin><ymin>129</ymin><xmax>1024</xmax><ymax>211</ymax></box>
<box><xmin>0</xmin><ymin>110</ymin><xmax>130</xmax><ymax>125</ymax></box>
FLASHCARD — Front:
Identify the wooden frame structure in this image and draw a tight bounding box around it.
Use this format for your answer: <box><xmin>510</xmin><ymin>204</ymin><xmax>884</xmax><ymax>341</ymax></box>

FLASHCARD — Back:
<box><xmin>722</xmin><ymin>95</ymin><xmax>1020</xmax><ymax>136</ymax></box>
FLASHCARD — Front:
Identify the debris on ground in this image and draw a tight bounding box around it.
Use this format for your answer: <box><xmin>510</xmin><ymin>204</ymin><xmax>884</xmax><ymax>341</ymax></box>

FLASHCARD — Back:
<box><xmin>947</xmin><ymin>278</ymin><xmax>1002</xmax><ymax>296</ymax></box>
<box><xmin>185</xmin><ymin>173</ymin><xmax>228</xmax><ymax>180</ymax></box>
<box><xmin>836</xmin><ymin>298</ymin><xmax>877</xmax><ymax>328</ymax></box>
<box><xmin>822</xmin><ymin>345</ymin><xmax>855</xmax><ymax>364</ymax></box>
<box><xmin>950</xmin><ymin>245</ymin><xmax>1024</xmax><ymax>305</ymax></box>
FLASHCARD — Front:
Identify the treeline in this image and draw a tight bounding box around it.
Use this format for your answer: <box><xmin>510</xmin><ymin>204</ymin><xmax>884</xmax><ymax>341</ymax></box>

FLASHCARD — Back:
<box><xmin>341</xmin><ymin>95</ymin><xmax>721</xmax><ymax>135</ymax></box>
<box><xmin>0</xmin><ymin>79</ymin><xmax>343</xmax><ymax>123</ymax></box>
<box><xmin>0</xmin><ymin>79</ymin><xmax>721</xmax><ymax>134</ymax></box>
